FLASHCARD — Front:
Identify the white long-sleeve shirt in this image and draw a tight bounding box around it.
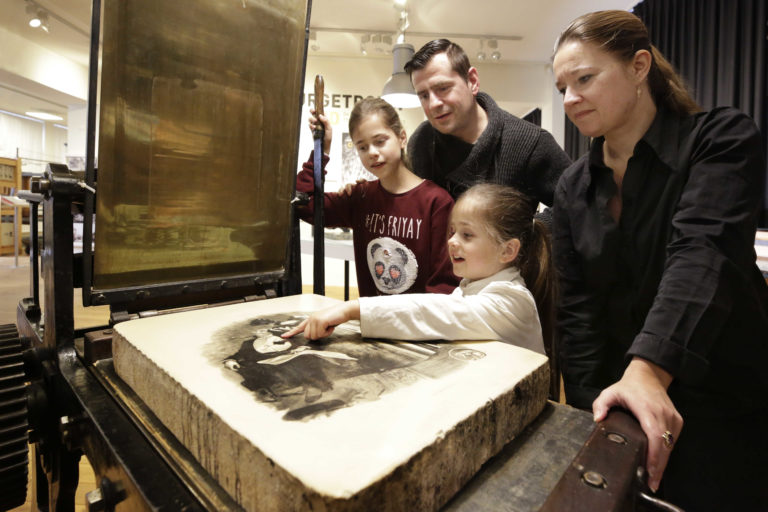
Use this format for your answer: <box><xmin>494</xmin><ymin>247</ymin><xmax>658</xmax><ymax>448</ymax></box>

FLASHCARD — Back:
<box><xmin>358</xmin><ymin>267</ymin><xmax>544</xmax><ymax>354</ymax></box>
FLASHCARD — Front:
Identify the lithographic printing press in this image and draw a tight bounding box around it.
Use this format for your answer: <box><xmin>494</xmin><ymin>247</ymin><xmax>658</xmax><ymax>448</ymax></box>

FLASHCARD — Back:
<box><xmin>0</xmin><ymin>1</ymin><xmax>671</xmax><ymax>511</ymax></box>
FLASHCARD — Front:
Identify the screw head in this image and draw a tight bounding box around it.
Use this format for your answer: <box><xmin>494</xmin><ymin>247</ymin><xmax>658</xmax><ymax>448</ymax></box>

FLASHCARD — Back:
<box><xmin>607</xmin><ymin>432</ymin><xmax>627</xmax><ymax>444</ymax></box>
<box><xmin>582</xmin><ymin>470</ymin><xmax>607</xmax><ymax>488</ymax></box>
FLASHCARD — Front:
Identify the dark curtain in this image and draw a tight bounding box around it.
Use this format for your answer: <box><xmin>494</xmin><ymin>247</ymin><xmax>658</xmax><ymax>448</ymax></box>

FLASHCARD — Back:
<box><xmin>563</xmin><ymin>0</ymin><xmax>768</xmax><ymax>225</ymax></box>
<box><xmin>564</xmin><ymin>117</ymin><xmax>591</xmax><ymax>162</ymax></box>
<box><xmin>633</xmin><ymin>0</ymin><xmax>768</xmax><ymax>225</ymax></box>
<box><xmin>522</xmin><ymin>107</ymin><xmax>542</xmax><ymax>127</ymax></box>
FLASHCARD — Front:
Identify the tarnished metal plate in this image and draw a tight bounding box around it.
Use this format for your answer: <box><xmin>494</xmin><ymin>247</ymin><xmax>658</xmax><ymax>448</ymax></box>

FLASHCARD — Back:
<box><xmin>94</xmin><ymin>0</ymin><xmax>307</xmax><ymax>289</ymax></box>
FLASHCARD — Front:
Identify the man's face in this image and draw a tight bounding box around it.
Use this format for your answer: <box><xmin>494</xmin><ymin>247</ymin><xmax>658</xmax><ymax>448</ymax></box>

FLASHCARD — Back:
<box><xmin>411</xmin><ymin>53</ymin><xmax>480</xmax><ymax>142</ymax></box>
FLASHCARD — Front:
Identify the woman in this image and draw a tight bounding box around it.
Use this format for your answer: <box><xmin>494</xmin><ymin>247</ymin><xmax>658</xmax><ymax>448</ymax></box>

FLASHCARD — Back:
<box><xmin>552</xmin><ymin>10</ymin><xmax>768</xmax><ymax>511</ymax></box>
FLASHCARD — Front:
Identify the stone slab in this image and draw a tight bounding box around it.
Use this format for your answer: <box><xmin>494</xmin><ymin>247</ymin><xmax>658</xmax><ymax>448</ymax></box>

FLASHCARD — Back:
<box><xmin>112</xmin><ymin>294</ymin><xmax>549</xmax><ymax>511</ymax></box>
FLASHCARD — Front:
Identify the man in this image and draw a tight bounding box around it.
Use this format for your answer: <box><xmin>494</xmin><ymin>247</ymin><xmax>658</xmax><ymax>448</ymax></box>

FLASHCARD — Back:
<box><xmin>405</xmin><ymin>39</ymin><xmax>571</xmax><ymax>206</ymax></box>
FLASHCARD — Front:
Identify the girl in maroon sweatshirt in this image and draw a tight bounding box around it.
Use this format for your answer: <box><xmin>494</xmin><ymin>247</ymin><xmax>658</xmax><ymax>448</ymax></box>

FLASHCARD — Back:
<box><xmin>297</xmin><ymin>97</ymin><xmax>458</xmax><ymax>297</ymax></box>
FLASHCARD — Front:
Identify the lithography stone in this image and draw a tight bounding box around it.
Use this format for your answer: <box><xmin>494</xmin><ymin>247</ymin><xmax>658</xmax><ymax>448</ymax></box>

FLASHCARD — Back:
<box><xmin>112</xmin><ymin>294</ymin><xmax>549</xmax><ymax>511</ymax></box>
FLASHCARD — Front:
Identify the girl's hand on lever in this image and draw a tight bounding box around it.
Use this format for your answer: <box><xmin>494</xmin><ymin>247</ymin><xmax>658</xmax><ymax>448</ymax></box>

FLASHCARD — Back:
<box><xmin>308</xmin><ymin>109</ymin><xmax>333</xmax><ymax>155</ymax></box>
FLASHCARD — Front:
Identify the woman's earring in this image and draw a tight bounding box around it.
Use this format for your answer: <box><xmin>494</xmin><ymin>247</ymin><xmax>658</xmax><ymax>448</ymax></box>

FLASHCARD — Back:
<box><xmin>637</xmin><ymin>87</ymin><xmax>641</xmax><ymax>99</ymax></box>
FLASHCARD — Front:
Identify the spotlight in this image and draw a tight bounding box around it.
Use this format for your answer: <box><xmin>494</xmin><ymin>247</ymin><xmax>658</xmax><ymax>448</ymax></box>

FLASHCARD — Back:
<box><xmin>309</xmin><ymin>30</ymin><xmax>319</xmax><ymax>52</ymax></box>
<box><xmin>39</xmin><ymin>11</ymin><xmax>49</xmax><ymax>32</ymax></box>
<box><xmin>26</xmin><ymin>2</ymin><xmax>49</xmax><ymax>31</ymax></box>
<box><xmin>372</xmin><ymin>33</ymin><xmax>384</xmax><ymax>53</ymax></box>
<box><xmin>487</xmin><ymin>39</ymin><xmax>500</xmax><ymax>61</ymax></box>
<box><xmin>476</xmin><ymin>40</ymin><xmax>486</xmax><ymax>61</ymax></box>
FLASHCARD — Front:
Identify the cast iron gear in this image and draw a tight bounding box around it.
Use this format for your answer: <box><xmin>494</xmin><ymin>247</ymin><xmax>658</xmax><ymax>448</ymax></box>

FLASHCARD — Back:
<box><xmin>0</xmin><ymin>324</ymin><xmax>29</xmax><ymax>510</ymax></box>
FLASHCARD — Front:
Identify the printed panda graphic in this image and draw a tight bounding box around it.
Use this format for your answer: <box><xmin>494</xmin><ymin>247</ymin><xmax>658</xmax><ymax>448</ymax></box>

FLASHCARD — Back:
<box><xmin>366</xmin><ymin>237</ymin><xmax>418</xmax><ymax>294</ymax></box>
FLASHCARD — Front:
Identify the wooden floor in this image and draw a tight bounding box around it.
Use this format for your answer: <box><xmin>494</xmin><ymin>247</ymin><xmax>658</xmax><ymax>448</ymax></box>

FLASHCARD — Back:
<box><xmin>0</xmin><ymin>255</ymin><xmax>356</xmax><ymax>511</ymax></box>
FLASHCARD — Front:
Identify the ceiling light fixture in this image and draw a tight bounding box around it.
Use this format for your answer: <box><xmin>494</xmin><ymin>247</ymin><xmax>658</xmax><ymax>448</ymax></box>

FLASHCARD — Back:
<box><xmin>26</xmin><ymin>1</ymin><xmax>49</xmax><ymax>32</ymax></box>
<box><xmin>309</xmin><ymin>30</ymin><xmax>319</xmax><ymax>52</ymax></box>
<box><xmin>38</xmin><ymin>11</ymin><xmax>49</xmax><ymax>32</ymax></box>
<box><xmin>476</xmin><ymin>39</ymin><xmax>486</xmax><ymax>61</ymax></box>
<box><xmin>381</xmin><ymin>8</ymin><xmax>420</xmax><ymax>109</ymax></box>
<box><xmin>488</xmin><ymin>39</ymin><xmax>501</xmax><ymax>61</ymax></box>
<box><xmin>25</xmin><ymin>111</ymin><xmax>64</xmax><ymax>121</ymax></box>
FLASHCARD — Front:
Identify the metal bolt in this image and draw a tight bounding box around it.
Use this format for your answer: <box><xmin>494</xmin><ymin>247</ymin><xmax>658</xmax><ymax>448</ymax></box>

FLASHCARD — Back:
<box><xmin>582</xmin><ymin>470</ymin><xmax>607</xmax><ymax>488</ymax></box>
<box><xmin>607</xmin><ymin>432</ymin><xmax>627</xmax><ymax>444</ymax></box>
<box><xmin>59</xmin><ymin>415</ymin><xmax>84</xmax><ymax>451</ymax></box>
<box><xmin>31</xmin><ymin>179</ymin><xmax>51</xmax><ymax>194</ymax></box>
<box><xmin>85</xmin><ymin>487</ymin><xmax>105</xmax><ymax>512</ymax></box>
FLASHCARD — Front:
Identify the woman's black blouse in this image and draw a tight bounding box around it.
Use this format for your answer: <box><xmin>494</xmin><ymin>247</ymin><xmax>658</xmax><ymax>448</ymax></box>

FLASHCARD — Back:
<box><xmin>553</xmin><ymin>106</ymin><xmax>768</xmax><ymax>415</ymax></box>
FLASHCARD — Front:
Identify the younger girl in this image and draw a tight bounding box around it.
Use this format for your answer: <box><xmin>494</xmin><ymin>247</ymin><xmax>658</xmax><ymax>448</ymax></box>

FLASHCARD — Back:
<box><xmin>297</xmin><ymin>97</ymin><xmax>458</xmax><ymax>297</ymax></box>
<box><xmin>284</xmin><ymin>184</ymin><xmax>557</xmax><ymax>359</ymax></box>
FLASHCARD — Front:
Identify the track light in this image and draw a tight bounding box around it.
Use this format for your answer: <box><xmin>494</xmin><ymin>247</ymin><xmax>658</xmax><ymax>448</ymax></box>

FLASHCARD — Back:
<box><xmin>26</xmin><ymin>2</ymin><xmax>49</xmax><ymax>32</ymax></box>
<box><xmin>476</xmin><ymin>40</ymin><xmax>486</xmax><ymax>61</ymax></box>
<box><xmin>488</xmin><ymin>39</ymin><xmax>500</xmax><ymax>60</ymax></box>
<box><xmin>309</xmin><ymin>30</ymin><xmax>319</xmax><ymax>52</ymax></box>
<box><xmin>39</xmin><ymin>11</ymin><xmax>49</xmax><ymax>32</ymax></box>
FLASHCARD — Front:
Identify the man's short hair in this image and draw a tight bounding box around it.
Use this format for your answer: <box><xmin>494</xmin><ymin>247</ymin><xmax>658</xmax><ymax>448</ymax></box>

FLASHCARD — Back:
<box><xmin>404</xmin><ymin>39</ymin><xmax>471</xmax><ymax>81</ymax></box>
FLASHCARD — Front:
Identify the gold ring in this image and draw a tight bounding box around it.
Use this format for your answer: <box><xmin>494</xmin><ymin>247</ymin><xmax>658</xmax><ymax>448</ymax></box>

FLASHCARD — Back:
<box><xmin>662</xmin><ymin>430</ymin><xmax>674</xmax><ymax>449</ymax></box>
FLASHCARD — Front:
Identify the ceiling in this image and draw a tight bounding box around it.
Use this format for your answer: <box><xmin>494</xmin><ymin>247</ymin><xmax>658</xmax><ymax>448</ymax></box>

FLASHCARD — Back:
<box><xmin>0</xmin><ymin>0</ymin><xmax>636</xmax><ymax>124</ymax></box>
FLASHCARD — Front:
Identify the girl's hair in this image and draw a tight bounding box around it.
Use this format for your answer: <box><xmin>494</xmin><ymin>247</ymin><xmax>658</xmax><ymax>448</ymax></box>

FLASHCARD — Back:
<box><xmin>456</xmin><ymin>184</ymin><xmax>558</xmax><ymax>365</ymax></box>
<box><xmin>553</xmin><ymin>10</ymin><xmax>700</xmax><ymax>116</ymax></box>
<box><xmin>348</xmin><ymin>96</ymin><xmax>411</xmax><ymax>169</ymax></box>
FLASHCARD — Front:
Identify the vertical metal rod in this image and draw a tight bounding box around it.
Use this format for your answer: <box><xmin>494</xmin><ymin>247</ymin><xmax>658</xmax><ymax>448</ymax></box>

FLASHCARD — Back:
<box><xmin>12</xmin><ymin>204</ymin><xmax>19</xmax><ymax>268</ymax></box>
<box><xmin>82</xmin><ymin>0</ymin><xmax>102</xmax><ymax>306</ymax></box>
<box><xmin>30</xmin><ymin>202</ymin><xmax>39</xmax><ymax>306</ymax></box>
<box><xmin>344</xmin><ymin>260</ymin><xmax>349</xmax><ymax>301</ymax></box>
<box><xmin>312</xmin><ymin>74</ymin><xmax>325</xmax><ymax>295</ymax></box>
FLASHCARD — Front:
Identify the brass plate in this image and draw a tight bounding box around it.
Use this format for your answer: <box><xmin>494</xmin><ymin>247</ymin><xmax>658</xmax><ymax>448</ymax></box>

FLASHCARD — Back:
<box><xmin>94</xmin><ymin>0</ymin><xmax>307</xmax><ymax>289</ymax></box>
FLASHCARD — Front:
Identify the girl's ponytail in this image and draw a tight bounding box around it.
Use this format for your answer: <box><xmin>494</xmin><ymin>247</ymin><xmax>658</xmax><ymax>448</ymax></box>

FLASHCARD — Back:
<box><xmin>518</xmin><ymin>219</ymin><xmax>558</xmax><ymax>389</ymax></box>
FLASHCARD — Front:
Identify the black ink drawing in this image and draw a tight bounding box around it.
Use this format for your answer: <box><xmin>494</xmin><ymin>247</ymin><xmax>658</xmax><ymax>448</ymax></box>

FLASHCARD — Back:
<box><xmin>204</xmin><ymin>313</ymin><xmax>486</xmax><ymax>422</ymax></box>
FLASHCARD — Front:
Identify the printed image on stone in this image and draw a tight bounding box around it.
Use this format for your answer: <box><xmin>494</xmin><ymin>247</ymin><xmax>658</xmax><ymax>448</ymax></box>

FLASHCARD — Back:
<box><xmin>204</xmin><ymin>313</ymin><xmax>486</xmax><ymax>421</ymax></box>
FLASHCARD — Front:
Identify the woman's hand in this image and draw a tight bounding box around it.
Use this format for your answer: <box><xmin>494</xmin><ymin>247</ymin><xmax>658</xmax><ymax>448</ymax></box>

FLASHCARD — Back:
<box><xmin>592</xmin><ymin>357</ymin><xmax>683</xmax><ymax>493</ymax></box>
<box><xmin>308</xmin><ymin>109</ymin><xmax>333</xmax><ymax>155</ymax></box>
<box><xmin>282</xmin><ymin>301</ymin><xmax>360</xmax><ymax>340</ymax></box>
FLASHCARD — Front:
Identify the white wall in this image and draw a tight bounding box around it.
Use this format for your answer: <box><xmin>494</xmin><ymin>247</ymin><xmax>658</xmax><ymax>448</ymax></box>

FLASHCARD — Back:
<box><xmin>0</xmin><ymin>27</ymin><xmax>88</xmax><ymax>102</ymax></box>
<box><xmin>0</xmin><ymin>111</ymin><xmax>67</xmax><ymax>174</ymax></box>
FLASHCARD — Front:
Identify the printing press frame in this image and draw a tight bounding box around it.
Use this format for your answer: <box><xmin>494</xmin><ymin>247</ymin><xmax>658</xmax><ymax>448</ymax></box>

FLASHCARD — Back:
<box><xmin>0</xmin><ymin>1</ymin><xmax>680</xmax><ymax>510</ymax></box>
